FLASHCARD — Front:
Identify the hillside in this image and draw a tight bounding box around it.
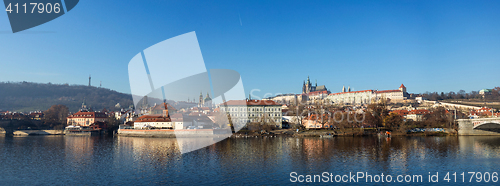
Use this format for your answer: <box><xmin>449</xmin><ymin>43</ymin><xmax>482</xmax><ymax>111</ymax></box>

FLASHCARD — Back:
<box><xmin>0</xmin><ymin>82</ymin><xmax>134</xmax><ymax>112</ymax></box>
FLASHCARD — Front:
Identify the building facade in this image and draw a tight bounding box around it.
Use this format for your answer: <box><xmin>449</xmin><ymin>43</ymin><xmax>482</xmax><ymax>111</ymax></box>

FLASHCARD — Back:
<box><xmin>327</xmin><ymin>84</ymin><xmax>409</xmax><ymax>105</ymax></box>
<box><xmin>220</xmin><ymin>100</ymin><xmax>282</xmax><ymax>128</ymax></box>
<box><xmin>133</xmin><ymin>103</ymin><xmax>172</xmax><ymax>129</ymax></box>
<box><xmin>67</xmin><ymin>111</ymin><xmax>108</xmax><ymax>126</ymax></box>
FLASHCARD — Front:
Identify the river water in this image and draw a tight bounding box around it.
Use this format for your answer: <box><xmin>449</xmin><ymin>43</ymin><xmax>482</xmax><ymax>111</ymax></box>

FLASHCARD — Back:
<box><xmin>0</xmin><ymin>135</ymin><xmax>499</xmax><ymax>185</ymax></box>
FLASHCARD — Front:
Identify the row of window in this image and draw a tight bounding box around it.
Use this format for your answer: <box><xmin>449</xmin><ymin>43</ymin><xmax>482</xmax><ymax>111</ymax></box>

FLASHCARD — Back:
<box><xmin>236</xmin><ymin>119</ymin><xmax>282</xmax><ymax>123</ymax></box>
<box><xmin>230</xmin><ymin>113</ymin><xmax>282</xmax><ymax>117</ymax></box>
<box><xmin>222</xmin><ymin>107</ymin><xmax>281</xmax><ymax>112</ymax></box>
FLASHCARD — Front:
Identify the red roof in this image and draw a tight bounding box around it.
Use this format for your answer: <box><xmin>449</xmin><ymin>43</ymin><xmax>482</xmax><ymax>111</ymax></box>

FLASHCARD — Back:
<box><xmin>304</xmin><ymin>114</ymin><xmax>330</xmax><ymax>121</ymax></box>
<box><xmin>222</xmin><ymin>100</ymin><xmax>281</xmax><ymax>106</ymax></box>
<box><xmin>407</xmin><ymin>109</ymin><xmax>430</xmax><ymax>115</ymax></box>
<box><xmin>329</xmin><ymin>90</ymin><xmax>373</xmax><ymax>96</ymax></box>
<box><xmin>135</xmin><ymin>114</ymin><xmax>171</xmax><ymax>122</ymax></box>
<box><xmin>152</xmin><ymin>103</ymin><xmax>177</xmax><ymax>111</ymax></box>
<box><xmin>375</xmin><ymin>90</ymin><xmax>401</xmax><ymax>94</ymax></box>
<box><xmin>67</xmin><ymin>111</ymin><xmax>107</xmax><ymax>119</ymax></box>
<box><xmin>308</xmin><ymin>90</ymin><xmax>330</xmax><ymax>96</ymax></box>
<box><xmin>170</xmin><ymin>113</ymin><xmax>183</xmax><ymax>118</ymax></box>
<box><xmin>391</xmin><ymin>110</ymin><xmax>409</xmax><ymax>116</ymax></box>
<box><xmin>399</xmin><ymin>84</ymin><xmax>406</xmax><ymax>88</ymax></box>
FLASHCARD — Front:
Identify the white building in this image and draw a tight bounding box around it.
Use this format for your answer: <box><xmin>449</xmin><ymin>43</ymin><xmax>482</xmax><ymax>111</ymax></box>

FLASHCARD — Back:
<box><xmin>327</xmin><ymin>84</ymin><xmax>409</xmax><ymax>105</ymax></box>
<box><xmin>220</xmin><ymin>100</ymin><xmax>282</xmax><ymax>128</ymax></box>
<box><xmin>133</xmin><ymin>115</ymin><xmax>173</xmax><ymax>129</ymax></box>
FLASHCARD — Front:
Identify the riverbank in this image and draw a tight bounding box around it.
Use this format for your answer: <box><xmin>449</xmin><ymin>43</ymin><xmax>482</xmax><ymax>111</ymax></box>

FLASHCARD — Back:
<box><xmin>0</xmin><ymin>129</ymin><xmax>64</xmax><ymax>136</ymax></box>
<box><xmin>231</xmin><ymin>128</ymin><xmax>456</xmax><ymax>138</ymax></box>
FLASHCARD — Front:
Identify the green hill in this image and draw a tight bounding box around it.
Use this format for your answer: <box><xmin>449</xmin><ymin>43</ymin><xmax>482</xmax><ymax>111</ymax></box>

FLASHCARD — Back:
<box><xmin>0</xmin><ymin>82</ymin><xmax>133</xmax><ymax>112</ymax></box>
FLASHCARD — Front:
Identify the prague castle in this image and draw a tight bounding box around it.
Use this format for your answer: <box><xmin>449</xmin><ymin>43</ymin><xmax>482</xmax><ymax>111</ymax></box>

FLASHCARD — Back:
<box><xmin>302</xmin><ymin>76</ymin><xmax>328</xmax><ymax>94</ymax></box>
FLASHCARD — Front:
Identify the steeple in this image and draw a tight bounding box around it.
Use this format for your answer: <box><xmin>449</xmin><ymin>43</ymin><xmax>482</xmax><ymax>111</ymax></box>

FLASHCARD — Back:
<box><xmin>81</xmin><ymin>97</ymin><xmax>87</xmax><ymax>110</ymax></box>
<box><xmin>342</xmin><ymin>85</ymin><xmax>346</xmax><ymax>93</ymax></box>
<box><xmin>199</xmin><ymin>91</ymin><xmax>203</xmax><ymax>104</ymax></box>
<box><xmin>162</xmin><ymin>103</ymin><xmax>170</xmax><ymax>117</ymax></box>
<box><xmin>348</xmin><ymin>86</ymin><xmax>351</xmax><ymax>92</ymax></box>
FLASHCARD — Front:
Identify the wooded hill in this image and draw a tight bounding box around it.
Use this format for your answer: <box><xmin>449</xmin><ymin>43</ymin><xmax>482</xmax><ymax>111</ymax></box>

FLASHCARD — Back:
<box><xmin>0</xmin><ymin>82</ymin><xmax>133</xmax><ymax>112</ymax></box>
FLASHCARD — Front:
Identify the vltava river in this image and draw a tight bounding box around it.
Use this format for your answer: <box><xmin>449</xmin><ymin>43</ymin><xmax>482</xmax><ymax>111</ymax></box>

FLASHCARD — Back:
<box><xmin>1</xmin><ymin>135</ymin><xmax>499</xmax><ymax>185</ymax></box>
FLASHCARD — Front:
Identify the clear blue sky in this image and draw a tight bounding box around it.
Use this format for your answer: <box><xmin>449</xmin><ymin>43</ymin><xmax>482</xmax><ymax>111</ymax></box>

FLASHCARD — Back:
<box><xmin>1</xmin><ymin>0</ymin><xmax>499</xmax><ymax>98</ymax></box>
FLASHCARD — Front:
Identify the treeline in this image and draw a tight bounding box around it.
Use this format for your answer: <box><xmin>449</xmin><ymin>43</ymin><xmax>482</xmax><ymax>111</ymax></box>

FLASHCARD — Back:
<box><xmin>0</xmin><ymin>82</ymin><xmax>134</xmax><ymax>112</ymax></box>
<box><xmin>421</xmin><ymin>87</ymin><xmax>500</xmax><ymax>101</ymax></box>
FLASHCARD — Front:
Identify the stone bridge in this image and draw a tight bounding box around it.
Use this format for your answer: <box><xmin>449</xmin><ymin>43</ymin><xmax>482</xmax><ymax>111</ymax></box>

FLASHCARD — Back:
<box><xmin>0</xmin><ymin>120</ymin><xmax>56</xmax><ymax>135</ymax></box>
<box><xmin>458</xmin><ymin>118</ymin><xmax>500</xmax><ymax>135</ymax></box>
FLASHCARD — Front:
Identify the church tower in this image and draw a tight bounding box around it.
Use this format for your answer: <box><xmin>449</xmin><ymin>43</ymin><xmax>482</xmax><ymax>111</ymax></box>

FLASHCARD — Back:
<box><xmin>399</xmin><ymin>84</ymin><xmax>406</xmax><ymax>92</ymax></box>
<box><xmin>305</xmin><ymin>76</ymin><xmax>311</xmax><ymax>94</ymax></box>
<box><xmin>302</xmin><ymin>81</ymin><xmax>306</xmax><ymax>94</ymax></box>
<box><xmin>81</xmin><ymin>98</ymin><xmax>87</xmax><ymax>110</ymax></box>
<box><xmin>199</xmin><ymin>91</ymin><xmax>203</xmax><ymax>105</ymax></box>
<box><xmin>162</xmin><ymin>103</ymin><xmax>170</xmax><ymax>117</ymax></box>
<box><xmin>342</xmin><ymin>85</ymin><xmax>346</xmax><ymax>93</ymax></box>
<box><xmin>348</xmin><ymin>86</ymin><xmax>351</xmax><ymax>92</ymax></box>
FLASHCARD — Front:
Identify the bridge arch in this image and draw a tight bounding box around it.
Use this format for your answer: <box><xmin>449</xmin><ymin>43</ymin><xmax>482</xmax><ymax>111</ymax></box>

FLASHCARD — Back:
<box><xmin>473</xmin><ymin>121</ymin><xmax>500</xmax><ymax>130</ymax></box>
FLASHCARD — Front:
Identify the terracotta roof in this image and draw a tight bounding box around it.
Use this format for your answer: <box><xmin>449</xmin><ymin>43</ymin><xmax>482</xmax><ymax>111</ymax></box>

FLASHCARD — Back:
<box><xmin>222</xmin><ymin>100</ymin><xmax>281</xmax><ymax>106</ymax></box>
<box><xmin>407</xmin><ymin>109</ymin><xmax>430</xmax><ymax>115</ymax></box>
<box><xmin>308</xmin><ymin>90</ymin><xmax>330</xmax><ymax>96</ymax></box>
<box><xmin>329</xmin><ymin>90</ymin><xmax>373</xmax><ymax>96</ymax></box>
<box><xmin>399</xmin><ymin>84</ymin><xmax>406</xmax><ymax>88</ymax></box>
<box><xmin>135</xmin><ymin>114</ymin><xmax>171</xmax><ymax>122</ymax></box>
<box><xmin>375</xmin><ymin>90</ymin><xmax>401</xmax><ymax>94</ymax></box>
<box><xmin>170</xmin><ymin>113</ymin><xmax>183</xmax><ymax>118</ymax></box>
<box><xmin>304</xmin><ymin>114</ymin><xmax>330</xmax><ymax>121</ymax></box>
<box><xmin>152</xmin><ymin>103</ymin><xmax>177</xmax><ymax>111</ymax></box>
<box><xmin>67</xmin><ymin>111</ymin><xmax>107</xmax><ymax>119</ymax></box>
<box><xmin>391</xmin><ymin>110</ymin><xmax>409</xmax><ymax>116</ymax></box>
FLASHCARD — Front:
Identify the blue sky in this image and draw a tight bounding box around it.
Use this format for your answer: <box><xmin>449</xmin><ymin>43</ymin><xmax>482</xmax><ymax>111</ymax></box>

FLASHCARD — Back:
<box><xmin>1</xmin><ymin>0</ymin><xmax>499</xmax><ymax>99</ymax></box>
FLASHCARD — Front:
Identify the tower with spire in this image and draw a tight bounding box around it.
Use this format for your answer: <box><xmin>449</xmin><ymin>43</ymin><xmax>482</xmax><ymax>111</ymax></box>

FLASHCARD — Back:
<box><xmin>81</xmin><ymin>98</ymin><xmax>88</xmax><ymax>111</ymax></box>
<box><xmin>302</xmin><ymin>76</ymin><xmax>328</xmax><ymax>94</ymax></box>
<box><xmin>199</xmin><ymin>91</ymin><xmax>203</xmax><ymax>105</ymax></box>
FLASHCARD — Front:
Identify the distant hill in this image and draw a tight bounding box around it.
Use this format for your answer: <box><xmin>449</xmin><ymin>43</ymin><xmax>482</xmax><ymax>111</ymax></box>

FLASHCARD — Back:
<box><xmin>0</xmin><ymin>82</ymin><xmax>134</xmax><ymax>112</ymax></box>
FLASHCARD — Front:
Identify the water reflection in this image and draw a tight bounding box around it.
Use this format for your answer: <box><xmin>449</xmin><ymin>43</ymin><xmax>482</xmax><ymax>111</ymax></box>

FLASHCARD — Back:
<box><xmin>2</xmin><ymin>135</ymin><xmax>500</xmax><ymax>185</ymax></box>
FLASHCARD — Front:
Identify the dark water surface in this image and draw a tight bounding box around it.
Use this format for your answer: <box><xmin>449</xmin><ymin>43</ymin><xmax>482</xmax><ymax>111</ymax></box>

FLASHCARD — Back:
<box><xmin>1</xmin><ymin>135</ymin><xmax>499</xmax><ymax>185</ymax></box>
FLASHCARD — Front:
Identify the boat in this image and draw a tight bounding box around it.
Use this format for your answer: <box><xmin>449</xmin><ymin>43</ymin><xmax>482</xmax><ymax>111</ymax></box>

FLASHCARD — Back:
<box><xmin>64</xmin><ymin>125</ymin><xmax>102</xmax><ymax>136</ymax></box>
<box><xmin>320</xmin><ymin>134</ymin><xmax>335</xmax><ymax>138</ymax></box>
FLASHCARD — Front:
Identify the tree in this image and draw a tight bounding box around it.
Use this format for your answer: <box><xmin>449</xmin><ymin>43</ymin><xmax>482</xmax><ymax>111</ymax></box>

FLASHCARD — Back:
<box><xmin>366</xmin><ymin>101</ymin><xmax>389</xmax><ymax>128</ymax></box>
<box><xmin>383</xmin><ymin>113</ymin><xmax>404</xmax><ymax>131</ymax></box>
<box><xmin>423</xmin><ymin>107</ymin><xmax>450</xmax><ymax>128</ymax></box>
<box><xmin>43</xmin><ymin>105</ymin><xmax>69</xmax><ymax>129</ymax></box>
<box><xmin>213</xmin><ymin>111</ymin><xmax>231</xmax><ymax>129</ymax></box>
